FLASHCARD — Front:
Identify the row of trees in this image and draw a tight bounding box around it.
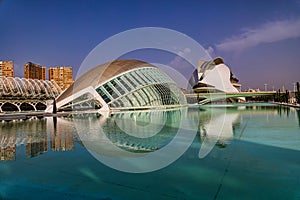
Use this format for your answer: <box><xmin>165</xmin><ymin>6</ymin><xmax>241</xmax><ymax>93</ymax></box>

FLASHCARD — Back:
<box><xmin>274</xmin><ymin>82</ymin><xmax>300</xmax><ymax>104</ymax></box>
<box><xmin>274</xmin><ymin>90</ymin><xmax>289</xmax><ymax>103</ymax></box>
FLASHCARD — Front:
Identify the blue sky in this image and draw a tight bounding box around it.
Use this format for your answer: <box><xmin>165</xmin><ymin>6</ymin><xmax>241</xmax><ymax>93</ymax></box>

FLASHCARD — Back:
<box><xmin>0</xmin><ymin>0</ymin><xmax>300</xmax><ymax>90</ymax></box>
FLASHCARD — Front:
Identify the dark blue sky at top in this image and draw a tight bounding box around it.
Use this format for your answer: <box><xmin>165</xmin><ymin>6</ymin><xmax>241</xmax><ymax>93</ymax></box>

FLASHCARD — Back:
<box><xmin>0</xmin><ymin>0</ymin><xmax>300</xmax><ymax>90</ymax></box>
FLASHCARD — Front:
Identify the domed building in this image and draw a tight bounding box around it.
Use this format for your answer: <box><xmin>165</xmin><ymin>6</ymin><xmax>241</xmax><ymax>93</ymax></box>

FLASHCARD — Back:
<box><xmin>46</xmin><ymin>60</ymin><xmax>187</xmax><ymax>112</ymax></box>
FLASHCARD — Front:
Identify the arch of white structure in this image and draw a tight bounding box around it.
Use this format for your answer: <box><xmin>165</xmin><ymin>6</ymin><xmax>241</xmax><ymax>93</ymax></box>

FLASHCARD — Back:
<box><xmin>0</xmin><ymin>100</ymin><xmax>48</xmax><ymax>112</ymax></box>
<box><xmin>0</xmin><ymin>76</ymin><xmax>62</xmax><ymax>99</ymax></box>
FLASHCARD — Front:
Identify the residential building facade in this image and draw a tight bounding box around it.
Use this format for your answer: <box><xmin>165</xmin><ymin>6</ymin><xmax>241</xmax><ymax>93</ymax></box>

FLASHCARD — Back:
<box><xmin>24</xmin><ymin>62</ymin><xmax>46</xmax><ymax>80</ymax></box>
<box><xmin>48</xmin><ymin>66</ymin><xmax>74</xmax><ymax>90</ymax></box>
<box><xmin>0</xmin><ymin>60</ymin><xmax>14</xmax><ymax>77</ymax></box>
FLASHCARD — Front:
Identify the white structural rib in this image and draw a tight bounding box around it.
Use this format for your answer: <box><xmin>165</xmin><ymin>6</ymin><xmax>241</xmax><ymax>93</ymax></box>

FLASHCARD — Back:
<box><xmin>45</xmin><ymin>86</ymin><xmax>109</xmax><ymax>113</ymax></box>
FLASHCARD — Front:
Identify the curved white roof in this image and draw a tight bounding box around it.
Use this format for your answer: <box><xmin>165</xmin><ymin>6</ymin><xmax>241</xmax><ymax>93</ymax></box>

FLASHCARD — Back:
<box><xmin>0</xmin><ymin>76</ymin><xmax>62</xmax><ymax>99</ymax></box>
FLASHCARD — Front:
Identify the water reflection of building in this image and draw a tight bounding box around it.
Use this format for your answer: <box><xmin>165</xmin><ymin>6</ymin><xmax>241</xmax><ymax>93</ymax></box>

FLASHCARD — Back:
<box><xmin>276</xmin><ymin>105</ymin><xmax>300</xmax><ymax>127</ymax></box>
<box><xmin>26</xmin><ymin>119</ymin><xmax>48</xmax><ymax>158</ymax></box>
<box><xmin>50</xmin><ymin>131</ymin><xmax>74</xmax><ymax>151</ymax></box>
<box><xmin>0</xmin><ymin>117</ymin><xmax>76</xmax><ymax>161</ymax></box>
<box><xmin>187</xmin><ymin>106</ymin><xmax>242</xmax><ymax>158</ymax></box>
<box><xmin>1</xmin><ymin>119</ymin><xmax>49</xmax><ymax>160</ymax></box>
<box><xmin>297</xmin><ymin>110</ymin><xmax>300</xmax><ymax>127</ymax></box>
<box><xmin>195</xmin><ymin>105</ymin><xmax>300</xmax><ymax>154</ymax></box>
<box><xmin>74</xmin><ymin>109</ymin><xmax>183</xmax><ymax>157</ymax></box>
<box><xmin>0</xmin><ymin>124</ymin><xmax>16</xmax><ymax>160</ymax></box>
<box><xmin>0</xmin><ymin>146</ymin><xmax>16</xmax><ymax>161</ymax></box>
<box><xmin>48</xmin><ymin>118</ymin><xmax>74</xmax><ymax>151</ymax></box>
<box><xmin>199</xmin><ymin>108</ymin><xmax>240</xmax><ymax>145</ymax></box>
<box><xmin>26</xmin><ymin>138</ymin><xmax>47</xmax><ymax>158</ymax></box>
<box><xmin>104</xmin><ymin>110</ymin><xmax>181</xmax><ymax>152</ymax></box>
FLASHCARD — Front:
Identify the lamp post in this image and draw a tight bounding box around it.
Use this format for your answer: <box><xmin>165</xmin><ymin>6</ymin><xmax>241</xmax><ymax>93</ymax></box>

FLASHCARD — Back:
<box><xmin>297</xmin><ymin>82</ymin><xmax>300</xmax><ymax>104</ymax></box>
<box><xmin>264</xmin><ymin>84</ymin><xmax>268</xmax><ymax>91</ymax></box>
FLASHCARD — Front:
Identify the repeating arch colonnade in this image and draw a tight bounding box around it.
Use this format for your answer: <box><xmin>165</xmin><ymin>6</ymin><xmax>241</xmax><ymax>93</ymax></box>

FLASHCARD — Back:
<box><xmin>0</xmin><ymin>76</ymin><xmax>62</xmax><ymax>99</ymax></box>
<box><xmin>0</xmin><ymin>76</ymin><xmax>63</xmax><ymax>112</ymax></box>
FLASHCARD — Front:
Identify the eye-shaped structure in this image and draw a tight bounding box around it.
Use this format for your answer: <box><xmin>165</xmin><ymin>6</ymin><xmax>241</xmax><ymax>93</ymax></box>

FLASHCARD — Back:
<box><xmin>47</xmin><ymin>60</ymin><xmax>187</xmax><ymax>112</ymax></box>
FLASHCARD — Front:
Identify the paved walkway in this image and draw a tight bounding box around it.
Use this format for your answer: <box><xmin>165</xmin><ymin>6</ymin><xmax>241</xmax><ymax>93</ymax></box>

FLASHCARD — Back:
<box><xmin>272</xmin><ymin>102</ymin><xmax>300</xmax><ymax>108</ymax></box>
<box><xmin>0</xmin><ymin>112</ymin><xmax>70</xmax><ymax>121</ymax></box>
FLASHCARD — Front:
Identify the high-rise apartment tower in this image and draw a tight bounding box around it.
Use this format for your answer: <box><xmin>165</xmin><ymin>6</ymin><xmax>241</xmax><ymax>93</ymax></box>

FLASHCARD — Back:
<box><xmin>0</xmin><ymin>60</ymin><xmax>14</xmax><ymax>77</ymax></box>
<box><xmin>48</xmin><ymin>66</ymin><xmax>74</xmax><ymax>90</ymax></box>
<box><xmin>24</xmin><ymin>62</ymin><xmax>46</xmax><ymax>80</ymax></box>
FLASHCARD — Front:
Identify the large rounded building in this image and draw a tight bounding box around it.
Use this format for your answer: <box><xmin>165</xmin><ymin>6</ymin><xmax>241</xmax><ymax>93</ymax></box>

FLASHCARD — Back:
<box><xmin>47</xmin><ymin>60</ymin><xmax>187</xmax><ymax>112</ymax></box>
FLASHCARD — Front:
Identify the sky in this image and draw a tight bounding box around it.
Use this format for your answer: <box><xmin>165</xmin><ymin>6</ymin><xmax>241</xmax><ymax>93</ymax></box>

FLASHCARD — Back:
<box><xmin>0</xmin><ymin>0</ymin><xmax>300</xmax><ymax>91</ymax></box>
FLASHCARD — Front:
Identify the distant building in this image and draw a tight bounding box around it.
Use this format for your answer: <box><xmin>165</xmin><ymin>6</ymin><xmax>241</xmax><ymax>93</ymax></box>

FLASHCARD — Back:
<box><xmin>189</xmin><ymin>57</ymin><xmax>242</xmax><ymax>93</ymax></box>
<box><xmin>0</xmin><ymin>60</ymin><xmax>14</xmax><ymax>77</ymax></box>
<box><xmin>188</xmin><ymin>57</ymin><xmax>245</xmax><ymax>103</ymax></box>
<box><xmin>230</xmin><ymin>72</ymin><xmax>241</xmax><ymax>92</ymax></box>
<box><xmin>24</xmin><ymin>62</ymin><xmax>46</xmax><ymax>80</ymax></box>
<box><xmin>48</xmin><ymin>66</ymin><xmax>74</xmax><ymax>90</ymax></box>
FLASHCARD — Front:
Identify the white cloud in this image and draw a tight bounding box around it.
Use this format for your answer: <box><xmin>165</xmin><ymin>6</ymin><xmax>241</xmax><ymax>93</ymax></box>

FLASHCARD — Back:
<box><xmin>216</xmin><ymin>18</ymin><xmax>300</xmax><ymax>52</ymax></box>
<box><xmin>178</xmin><ymin>47</ymin><xmax>191</xmax><ymax>57</ymax></box>
<box><xmin>205</xmin><ymin>46</ymin><xmax>215</xmax><ymax>56</ymax></box>
<box><xmin>169</xmin><ymin>47</ymin><xmax>191</xmax><ymax>66</ymax></box>
<box><xmin>184</xmin><ymin>47</ymin><xmax>191</xmax><ymax>53</ymax></box>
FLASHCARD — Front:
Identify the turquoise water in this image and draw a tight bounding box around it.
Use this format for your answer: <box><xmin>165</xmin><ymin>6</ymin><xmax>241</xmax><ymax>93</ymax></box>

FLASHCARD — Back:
<box><xmin>0</xmin><ymin>104</ymin><xmax>299</xmax><ymax>199</ymax></box>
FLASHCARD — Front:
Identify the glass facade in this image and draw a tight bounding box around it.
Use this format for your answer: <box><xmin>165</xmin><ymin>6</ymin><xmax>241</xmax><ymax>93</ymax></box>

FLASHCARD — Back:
<box><xmin>94</xmin><ymin>67</ymin><xmax>186</xmax><ymax>110</ymax></box>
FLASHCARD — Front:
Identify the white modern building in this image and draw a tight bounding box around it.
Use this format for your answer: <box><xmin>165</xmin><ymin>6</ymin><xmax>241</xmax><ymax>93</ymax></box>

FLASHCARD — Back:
<box><xmin>189</xmin><ymin>57</ymin><xmax>241</xmax><ymax>93</ymax></box>
<box><xmin>0</xmin><ymin>76</ymin><xmax>61</xmax><ymax>99</ymax></box>
<box><xmin>46</xmin><ymin>60</ymin><xmax>187</xmax><ymax>112</ymax></box>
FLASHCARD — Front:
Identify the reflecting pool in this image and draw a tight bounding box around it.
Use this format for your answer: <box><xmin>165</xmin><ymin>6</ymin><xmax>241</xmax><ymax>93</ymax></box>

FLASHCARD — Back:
<box><xmin>0</xmin><ymin>103</ymin><xmax>299</xmax><ymax>199</ymax></box>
